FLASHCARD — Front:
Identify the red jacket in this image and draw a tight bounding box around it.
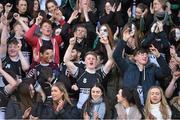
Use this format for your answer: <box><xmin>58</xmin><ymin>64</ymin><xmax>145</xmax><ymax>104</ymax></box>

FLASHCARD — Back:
<box><xmin>25</xmin><ymin>23</ymin><xmax>64</xmax><ymax>64</ymax></box>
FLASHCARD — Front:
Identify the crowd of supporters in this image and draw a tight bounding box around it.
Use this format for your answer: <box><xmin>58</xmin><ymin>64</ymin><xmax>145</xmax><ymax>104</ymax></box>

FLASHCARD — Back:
<box><xmin>0</xmin><ymin>0</ymin><xmax>179</xmax><ymax>119</ymax></box>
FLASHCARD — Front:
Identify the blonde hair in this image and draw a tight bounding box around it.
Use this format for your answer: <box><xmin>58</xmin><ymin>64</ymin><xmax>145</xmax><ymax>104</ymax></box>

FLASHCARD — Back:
<box><xmin>153</xmin><ymin>0</ymin><xmax>166</xmax><ymax>11</ymax></box>
<box><xmin>144</xmin><ymin>86</ymin><xmax>171</xmax><ymax>119</ymax></box>
<box><xmin>52</xmin><ymin>82</ymin><xmax>72</xmax><ymax>106</ymax></box>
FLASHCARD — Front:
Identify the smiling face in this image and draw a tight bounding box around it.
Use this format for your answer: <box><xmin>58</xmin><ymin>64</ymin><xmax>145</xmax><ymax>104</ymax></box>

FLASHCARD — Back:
<box><xmin>8</xmin><ymin>43</ymin><xmax>19</xmax><ymax>57</ymax></box>
<box><xmin>51</xmin><ymin>86</ymin><xmax>64</xmax><ymax>102</ymax></box>
<box><xmin>150</xmin><ymin>88</ymin><xmax>162</xmax><ymax>104</ymax></box>
<box><xmin>41</xmin><ymin>22</ymin><xmax>52</xmax><ymax>36</ymax></box>
<box><xmin>136</xmin><ymin>7</ymin><xmax>143</xmax><ymax>19</ymax></box>
<box><xmin>40</xmin><ymin>49</ymin><xmax>53</xmax><ymax>63</ymax></box>
<box><xmin>134</xmin><ymin>52</ymin><xmax>148</xmax><ymax>66</ymax></box>
<box><xmin>105</xmin><ymin>2</ymin><xmax>112</xmax><ymax>14</ymax></box>
<box><xmin>85</xmin><ymin>54</ymin><xmax>97</xmax><ymax>70</ymax></box>
<box><xmin>153</xmin><ymin>0</ymin><xmax>163</xmax><ymax>12</ymax></box>
<box><xmin>75</xmin><ymin>27</ymin><xmax>87</xmax><ymax>39</ymax></box>
<box><xmin>33</xmin><ymin>0</ymin><xmax>39</xmax><ymax>11</ymax></box>
<box><xmin>47</xmin><ymin>2</ymin><xmax>57</xmax><ymax>14</ymax></box>
<box><xmin>91</xmin><ymin>86</ymin><xmax>103</xmax><ymax>101</ymax></box>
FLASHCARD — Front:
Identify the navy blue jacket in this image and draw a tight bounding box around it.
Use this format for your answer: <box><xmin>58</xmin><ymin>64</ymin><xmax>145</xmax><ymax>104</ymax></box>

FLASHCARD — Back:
<box><xmin>113</xmin><ymin>40</ymin><xmax>171</xmax><ymax>99</ymax></box>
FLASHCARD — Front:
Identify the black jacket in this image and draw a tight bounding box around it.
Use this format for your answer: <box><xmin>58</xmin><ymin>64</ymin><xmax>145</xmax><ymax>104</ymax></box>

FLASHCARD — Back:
<box><xmin>113</xmin><ymin>40</ymin><xmax>171</xmax><ymax>99</ymax></box>
<box><xmin>33</xmin><ymin>99</ymin><xmax>80</xmax><ymax>119</ymax></box>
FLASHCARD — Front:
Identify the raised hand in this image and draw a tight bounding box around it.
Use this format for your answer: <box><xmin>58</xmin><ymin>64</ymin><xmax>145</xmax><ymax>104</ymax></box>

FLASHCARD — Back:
<box><xmin>172</xmin><ymin>71</ymin><xmax>180</xmax><ymax>81</ymax></box>
<box><xmin>100</xmin><ymin>36</ymin><xmax>109</xmax><ymax>45</ymax></box>
<box><xmin>52</xmin><ymin>8</ymin><xmax>63</xmax><ymax>21</ymax></box>
<box><xmin>4</xmin><ymin>3</ymin><xmax>13</xmax><ymax>14</ymax></box>
<box><xmin>69</xmin><ymin>37</ymin><xmax>76</xmax><ymax>45</ymax></box>
<box><xmin>156</xmin><ymin>21</ymin><xmax>163</xmax><ymax>32</ymax></box>
<box><xmin>111</xmin><ymin>3</ymin><xmax>116</xmax><ymax>12</ymax></box>
<box><xmin>93</xmin><ymin>112</ymin><xmax>99</xmax><ymax>120</ymax></box>
<box><xmin>56</xmin><ymin>100</ymin><xmax>64</xmax><ymax>111</ymax></box>
<box><xmin>141</xmin><ymin>8</ymin><xmax>148</xmax><ymax>18</ymax></box>
<box><xmin>17</xmin><ymin>41</ymin><xmax>22</xmax><ymax>51</ymax></box>
<box><xmin>70</xmin><ymin>10</ymin><xmax>79</xmax><ymax>20</ymax></box>
<box><xmin>68</xmin><ymin>10</ymin><xmax>79</xmax><ymax>24</ymax></box>
<box><xmin>127</xmin><ymin>8</ymin><xmax>131</xmax><ymax>17</ymax></box>
<box><xmin>114</xmin><ymin>26</ymin><xmax>119</xmax><ymax>40</ymax></box>
<box><xmin>35</xmin><ymin>14</ymin><xmax>43</xmax><ymax>25</ymax></box>
<box><xmin>150</xmin><ymin>3</ymin><xmax>154</xmax><ymax>14</ymax></box>
<box><xmin>151</xmin><ymin>22</ymin><xmax>157</xmax><ymax>33</ymax></box>
<box><xmin>83</xmin><ymin>112</ymin><xmax>90</xmax><ymax>120</ymax></box>
<box><xmin>22</xmin><ymin>107</ymin><xmax>31</xmax><ymax>119</ymax></box>
<box><xmin>71</xmin><ymin>84</ymin><xmax>79</xmax><ymax>91</ymax></box>
<box><xmin>116</xmin><ymin>2</ymin><xmax>122</xmax><ymax>12</ymax></box>
<box><xmin>13</xmin><ymin>13</ymin><xmax>20</xmax><ymax>21</ymax></box>
<box><xmin>149</xmin><ymin>44</ymin><xmax>160</xmax><ymax>58</ymax></box>
<box><xmin>33</xmin><ymin>48</ymin><xmax>39</xmax><ymax>62</ymax></box>
<box><xmin>123</xmin><ymin>28</ymin><xmax>131</xmax><ymax>41</ymax></box>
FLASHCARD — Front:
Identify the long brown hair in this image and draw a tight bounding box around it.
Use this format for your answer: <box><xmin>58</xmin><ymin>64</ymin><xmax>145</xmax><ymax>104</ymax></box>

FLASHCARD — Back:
<box><xmin>121</xmin><ymin>23</ymin><xmax>140</xmax><ymax>49</ymax></box>
<box><xmin>99</xmin><ymin>24</ymin><xmax>114</xmax><ymax>48</ymax></box>
<box><xmin>144</xmin><ymin>86</ymin><xmax>171</xmax><ymax>119</ymax></box>
<box><xmin>52</xmin><ymin>82</ymin><xmax>72</xmax><ymax>106</ymax></box>
<box><xmin>17</xmin><ymin>78</ymin><xmax>35</xmax><ymax>113</ymax></box>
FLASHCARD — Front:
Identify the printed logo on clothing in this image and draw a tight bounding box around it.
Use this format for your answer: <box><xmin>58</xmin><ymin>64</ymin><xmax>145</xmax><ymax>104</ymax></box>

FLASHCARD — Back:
<box><xmin>5</xmin><ymin>64</ymin><xmax>10</xmax><ymax>69</ymax></box>
<box><xmin>83</xmin><ymin>78</ymin><xmax>87</xmax><ymax>83</ymax></box>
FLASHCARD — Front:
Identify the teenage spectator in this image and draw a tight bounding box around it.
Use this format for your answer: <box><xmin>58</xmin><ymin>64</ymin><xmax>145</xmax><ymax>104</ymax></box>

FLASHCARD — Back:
<box><xmin>59</xmin><ymin>46</ymin><xmax>84</xmax><ymax>104</ymax></box>
<box><xmin>93</xmin><ymin>24</ymin><xmax>114</xmax><ymax>62</ymax></box>
<box><xmin>74</xmin><ymin>0</ymin><xmax>98</xmax><ymax>25</ymax></box>
<box><xmin>26</xmin><ymin>45</ymin><xmax>59</xmax><ymax>82</ymax></box>
<box><xmin>113</xmin><ymin>25</ymin><xmax>171</xmax><ymax>105</ymax></box>
<box><xmin>60</xmin><ymin>0</ymin><xmax>76</xmax><ymax>21</ymax></box>
<box><xmin>99</xmin><ymin>1</ymin><xmax>124</xmax><ymax>33</ymax></box>
<box><xmin>115</xmin><ymin>87</ymin><xmax>143</xmax><ymax>119</ymax></box>
<box><xmin>13</xmin><ymin>0</ymin><xmax>31</xmax><ymax>28</ymax></box>
<box><xmin>0</xmin><ymin>59</ymin><xmax>17</xmax><ymax>119</ymax></box>
<box><xmin>27</xmin><ymin>0</ymin><xmax>40</xmax><ymax>26</ymax></box>
<box><xmin>28</xmin><ymin>0</ymin><xmax>40</xmax><ymax>19</ymax></box>
<box><xmin>31</xmin><ymin>82</ymin><xmax>79</xmax><ymax>119</ymax></box>
<box><xmin>61</xmin><ymin>21</ymin><xmax>95</xmax><ymax>59</ymax></box>
<box><xmin>2</xmin><ymin>16</ymin><xmax>32</xmax><ymax>63</ymax></box>
<box><xmin>82</xmin><ymin>83</ymin><xmax>113</xmax><ymax>119</ymax></box>
<box><xmin>127</xmin><ymin>3</ymin><xmax>149</xmax><ymax>40</ymax></box>
<box><xmin>120</xmin><ymin>23</ymin><xmax>140</xmax><ymax>55</ymax></box>
<box><xmin>25</xmin><ymin>15</ymin><xmax>63</xmax><ymax>64</ymax></box>
<box><xmin>0</xmin><ymin>18</ymin><xmax>30</xmax><ymax>78</ymax></box>
<box><xmin>165</xmin><ymin>45</ymin><xmax>180</xmax><ymax>98</ymax></box>
<box><xmin>64</xmin><ymin>35</ymin><xmax>114</xmax><ymax>109</ymax></box>
<box><xmin>147</xmin><ymin>0</ymin><xmax>174</xmax><ymax>34</ymax></box>
<box><xmin>46</xmin><ymin>0</ymin><xmax>66</xmax><ymax>30</ymax></box>
<box><xmin>141</xmin><ymin>20</ymin><xmax>170</xmax><ymax>60</ymax></box>
<box><xmin>144</xmin><ymin>86</ymin><xmax>172</xmax><ymax>119</ymax></box>
<box><xmin>5</xmin><ymin>78</ymin><xmax>37</xmax><ymax>119</ymax></box>
<box><xmin>39</xmin><ymin>0</ymin><xmax>61</xmax><ymax>11</ymax></box>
